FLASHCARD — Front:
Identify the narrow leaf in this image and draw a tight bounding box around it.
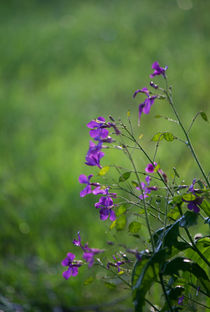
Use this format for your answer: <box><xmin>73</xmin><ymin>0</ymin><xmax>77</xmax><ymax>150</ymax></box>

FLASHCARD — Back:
<box><xmin>119</xmin><ymin>172</ymin><xmax>131</xmax><ymax>183</ymax></box>
<box><xmin>200</xmin><ymin>111</ymin><xmax>208</xmax><ymax>122</ymax></box>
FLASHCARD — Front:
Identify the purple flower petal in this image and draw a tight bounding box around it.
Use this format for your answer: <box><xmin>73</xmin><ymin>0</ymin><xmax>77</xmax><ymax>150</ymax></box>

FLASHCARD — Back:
<box><xmin>109</xmin><ymin>209</ymin><xmax>116</xmax><ymax>221</ymax></box>
<box><xmin>63</xmin><ymin>268</ymin><xmax>72</xmax><ymax>280</ymax></box>
<box><xmin>79</xmin><ymin>174</ymin><xmax>88</xmax><ymax>184</ymax></box>
<box><xmin>71</xmin><ymin>266</ymin><xmax>78</xmax><ymax>276</ymax></box>
<box><xmin>80</xmin><ymin>184</ymin><xmax>92</xmax><ymax>197</ymax></box>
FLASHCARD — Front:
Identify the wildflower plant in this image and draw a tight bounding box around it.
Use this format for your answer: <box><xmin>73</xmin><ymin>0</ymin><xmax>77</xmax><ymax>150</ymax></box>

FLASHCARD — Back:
<box><xmin>62</xmin><ymin>62</ymin><xmax>210</xmax><ymax>311</ymax></box>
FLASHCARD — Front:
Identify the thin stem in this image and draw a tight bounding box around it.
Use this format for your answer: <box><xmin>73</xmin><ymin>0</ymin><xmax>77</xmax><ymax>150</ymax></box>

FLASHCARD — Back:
<box><xmin>145</xmin><ymin>298</ymin><xmax>160</xmax><ymax>311</ymax></box>
<box><xmin>159</xmin><ymin>273</ymin><xmax>173</xmax><ymax>312</ymax></box>
<box><xmin>96</xmin><ymin>261</ymin><xmax>131</xmax><ymax>288</ymax></box>
<box><xmin>164</xmin><ymin>83</ymin><xmax>209</xmax><ymax>187</ymax></box>
<box><xmin>121</xmin><ymin>123</ymin><xmax>174</xmax><ymax>196</ymax></box>
<box><xmin>123</xmin><ymin>145</ymin><xmax>155</xmax><ymax>252</ymax></box>
<box><xmin>177</xmin><ymin>205</ymin><xmax>210</xmax><ymax>267</ymax></box>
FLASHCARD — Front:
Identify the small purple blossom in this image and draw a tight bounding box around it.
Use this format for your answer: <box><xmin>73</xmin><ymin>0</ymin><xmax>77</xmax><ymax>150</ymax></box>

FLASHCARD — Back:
<box><xmin>188</xmin><ymin>178</ymin><xmax>196</xmax><ymax>193</ymax></box>
<box><xmin>145</xmin><ymin>162</ymin><xmax>157</xmax><ymax>174</ymax></box>
<box><xmin>178</xmin><ymin>295</ymin><xmax>184</xmax><ymax>305</ymax></box>
<box><xmin>95</xmin><ymin>188</ymin><xmax>116</xmax><ymax>221</ymax></box>
<box><xmin>136</xmin><ymin>175</ymin><xmax>157</xmax><ymax>200</ymax></box>
<box><xmin>182</xmin><ymin>178</ymin><xmax>203</xmax><ymax>213</ymax></box>
<box><xmin>79</xmin><ymin>174</ymin><xmax>105</xmax><ymax>197</ymax></box>
<box><xmin>184</xmin><ymin>197</ymin><xmax>202</xmax><ymax>213</ymax></box>
<box><xmin>150</xmin><ymin>61</ymin><xmax>168</xmax><ymax>79</ymax></box>
<box><xmin>85</xmin><ymin>141</ymin><xmax>104</xmax><ymax>168</ymax></box>
<box><xmin>87</xmin><ymin>117</ymin><xmax>120</xmax><ymax>142</ymax></box>
<box><xmin>133</xmin><ymin>87</ymin><xmax>150</xmax><ymax>98</ymax></box>
<box><xmin>79</xmin><ymin>174</ymin><xmax>93</xmax><ymax>197</ymax></box>
<box><xmin>72</xmin><ymin>233</ymin><xmax>104</xmax><ymax>267</ymax></box>
<box><xmin>107</xmin><ymin>255</ymin><xmax>125</xmax><ymax>272</ymax></box>
<box><xmin>73</xmin><ymin>232</ymin><xmax>81</xmax><ymax>247</ymax></box>
<box><xmin>83</xmin><ymin>246</ymin><xmax>104</xmax><ymax>268</ymax></box>
<box><xmin>61</xmin><ymin>253</ymin><xmax>82</xmax><ymax>280</ymax></box>
<box><xmin>133</xmin><ymin>87</ymin><xmax>157</xmax><ymax>124</ymax></box>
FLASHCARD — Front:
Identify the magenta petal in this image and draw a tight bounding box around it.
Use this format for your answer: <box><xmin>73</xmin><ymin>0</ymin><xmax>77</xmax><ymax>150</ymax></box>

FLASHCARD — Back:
<box><xmin>92</xmin><ymin>186</ymin><xmax>106</xmax><ymax>195</ymax></box>
<box><xmin>67</xmin><ymin>253</ymin><xmax>75</xmax><ymax>262</ymax></box>
<box><xmin>109</xmin><ymin>209</ymin><xmax>116</xmax><ymax>221</ymax></box>
<box><xmin>80</xmin><ymin>185</ymin><xmax>92</xmax><ymax>197</ymax></box>
<box><xmin>99</xmin><ymin>208</ymin><xmax>109</xmax><ymax>220</ymax></box>
<box><xmin>87</xmin><ymin>120</ymin><xmax>100</xmax><ymax>128</ymax></box>
<box><xmin>143</xmin><ymin>98</ymin><xmax>151</xmax><ymax>114</ymax></box>
<box><xmin>63</xmin><ymin>269</ymin><xmax>71</xmax><ymax>280</ymax></box>
<box><xmin>79</xmin><ymin>174</ymin><xmax>88</xmax><ymax>184</ymax></box>
<box><xmin>71</xmin><ymin>266</ymin><xmax>78</xmax><ymax>276</ymax></box>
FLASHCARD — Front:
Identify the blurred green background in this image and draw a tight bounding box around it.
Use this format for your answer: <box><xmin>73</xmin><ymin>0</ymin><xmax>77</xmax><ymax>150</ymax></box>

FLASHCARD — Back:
<box><xmin>0</xmin><ymin>0</ymin><xmax>209</xmax><ymax>311</ymax></box>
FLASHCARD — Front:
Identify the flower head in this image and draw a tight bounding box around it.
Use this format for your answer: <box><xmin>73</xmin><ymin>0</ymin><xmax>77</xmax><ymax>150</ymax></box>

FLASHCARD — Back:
<box><xmin>150</xmin><ymin>61</ymin><xmax>168</xmax><ymax>78</ymax></box>
<box><xmin>133</xmin><ymin>87</ymin><xmax>157</xmax><ymax>124</ymax></box>
<box><xmin>61</xmin><ymin>253</ymin><xmax>82</xmax><ymax>280</ymax></box>
<box><xmin>95</xmin><ymin>188</ymin><xmax>116</xmax><ymax>221</ymax></box>
<box><xmin>79</xmin><ymin>174</ymin><xmax>93</xmax><ymax>197</ymax></box>
<box><xmin>72</xmin><ymin>233</ymin><xmax>104</xmax><ymax>268</ymax></box>
<box><xmin>145</xmin><ymin>162</ymin><xmax>157</xmax><ymax>174</ymax></box>
<box><xmin>107</xmin><ymin>255</ymin><xmax>125</xmax><ymax>272</ymax></box>
<box><xmin>85</xmin><ymin>141</ymin><xmax>104</xmax><ymax>168</ymax></box>
<box><xmin>178</xmin><ymin>296</ymin><xmax>184</xmax><ymax>305</ymax></box>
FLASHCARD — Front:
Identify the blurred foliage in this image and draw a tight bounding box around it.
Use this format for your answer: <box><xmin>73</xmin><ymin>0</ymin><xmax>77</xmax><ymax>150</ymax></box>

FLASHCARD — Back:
<box><xmin>0</xmin><ymin>0</ymin><xmax>209</xmax><ymax>310</ymax></box>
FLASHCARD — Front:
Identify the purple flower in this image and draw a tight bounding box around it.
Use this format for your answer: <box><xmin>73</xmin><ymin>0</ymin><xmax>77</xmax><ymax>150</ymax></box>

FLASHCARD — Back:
<box><xmin>95</xmin><ymin>188</ymin><xmax>116</xmax><ymax>221</ymax></box>
<box><xmin>87</xmin><ymin>117</ymin><xmax>120</xmax><ymax>142</ymax></box>
<box><xmin>182</xmin><ymin>178</ymin><xmax>203</xmax><ymax>213</ymax></box>
<box><xmin>72</xmin><ymin>233</ymin><xmax>104</xmax><ymax>267</ymax></box>
<box><xmin>61</xmin><ymin>253</ymin><xmax>82</xmax><ymax>280</ymax></box>
<box><xmin>85</xmin><ymin>141</ymin><xmax>104</xmax><ymax>168</ymax></box>
<box><xmin>188</xmin><ymin>178</ymin><xmax>196</xmax><ymax>193</ymax></box>
<box><xmin>133</xmin><ymin>87</ymin><xmax>150</xmax><ymax>98</ymax></box>
<box><xmin>133</xmin><ymin>87</ymin><xmax>157</xmax><ymax>124</ymax></box>
<box><xmin>136</xmin><ymin>177</ymin><xmax>157</xmax><ymax>200</ymax></box>
<box><xmin>145</xmin><ymin>162</ymin><xmax>157</xmax><ymax>174</ymax></box>
<box><xmin>73</xmin><ymin>232</ymin><xmax>81</xmax><ymax>247</ymax></box>
<box><xmin>79</xmin><ymin>174</ymin><xmax>93</xmax><ymax>197</ymax></box>
<box><xmin>184</xmin><ymin>197</ymin><xmax>202</xmax><ymax>213</ymax></box>
<box><xmin>107</xmin><ymin>255</ymin><xmax>125</xmax><ymax>272</ymax></box>
<box><xmin>83</xmin><ymin>246</ymin><xmax>104</xmax><ymax>268</ymax></box>
<box><xmin>79</xmin><ymin>174</ymin><xmax>105</xmax><ymax>197</ymax></box>
<box><xmin>150</xmin><ymin>61</ymin><xmax>168</xmax><ymax>78</ymax></box>
<box><xmin>178</xmin><ymin>296</ymin><xmax>184</xmax><ymax>305</ymax></box>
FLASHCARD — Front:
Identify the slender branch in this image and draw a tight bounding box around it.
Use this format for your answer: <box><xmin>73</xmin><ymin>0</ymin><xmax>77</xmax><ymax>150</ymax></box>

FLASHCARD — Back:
<box><xmin>164</xmin><ymin>83</ymin><xmax>209</xmax><ymax>187</ymax></box>
<box><xmin>159</xmin><ymin>273</ymin><xmax>173</xmax><ymax>312</ymax></box>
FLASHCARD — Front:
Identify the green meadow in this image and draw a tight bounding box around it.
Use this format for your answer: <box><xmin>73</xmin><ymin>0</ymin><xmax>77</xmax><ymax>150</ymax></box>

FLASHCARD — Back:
<box><xmin>0</xmin><ymin>0</ymin><xmax>209</xmax><ymax>310</ymax></box>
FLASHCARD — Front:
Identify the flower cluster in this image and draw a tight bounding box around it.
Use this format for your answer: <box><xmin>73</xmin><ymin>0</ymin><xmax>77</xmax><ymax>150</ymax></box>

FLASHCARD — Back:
<box><xmin>133</xmin><ymin>61</ymin><xmax>167</xmax><ymax>124</ymax></box>
<box><xmin>182</xmin><ymin>179</ymin><xmax>203</xmax><ymax>213</ymax></box>
<box><xmin>61</xmin><ymin>233</ymin><xmax>104</xmax><ymax>279</ymax></box>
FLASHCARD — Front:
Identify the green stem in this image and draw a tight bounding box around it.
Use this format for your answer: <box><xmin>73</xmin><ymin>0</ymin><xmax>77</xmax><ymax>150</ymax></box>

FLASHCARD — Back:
<box><xmin>164</xmin><ymin>83</ymin><xmax>209</xmax><ymax>187</ymax></box>
<box><xmin>123</xmin><ymin>145</ymin><xmax>155</xmax><ymax>252</ymax></box>
<box><xmin>159</xmin><ymin>273</ymin><xmax>173</xmax><ymax>312</ymax></box>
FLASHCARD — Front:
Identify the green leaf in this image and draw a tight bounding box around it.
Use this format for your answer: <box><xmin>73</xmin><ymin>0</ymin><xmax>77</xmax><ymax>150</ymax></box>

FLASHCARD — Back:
<box><xmin>131</xmin><ymin>180</ymin><xmax>139</xmax><ymax>187</ymax></box>
<box><xmin>167</xmin><ymin>207</ymin><xmax>180</xmax><ymax>220</ymax></box>
<box><xmin>119</xmin><ymin>172</ymin><xmax>131</xmax><ymax>183</ymax></box>
<box><xmin>152</xmin><ymin>132</ymin><xmax>164</xmax><ymax>142</ymax></box>
<box><xmin>200</xmin><ymin>199</ymin><xmax>210</xmax><ymax>217</ymax></box>
<box><xmin>129</xmin><ymin>221</ymin><xmax>141</xmax><ymax>233</ymax></box>
<box><xmin>132</xmin><ymin>250</ymin><xmax>166</xmax><ymax>312</ymax></box>
<box><xmin>200</xmin><ymin>111</ymin><xmax>208</xmax><ymax>122</ymax></box>
<box><xmin>179</xmin><ymin>211</ymin><xmax>198</xmax><ymax>228</ymax></box>
<box><xmin>182</xmin><ymin>193</ymin><xmax>196</xmax><ymax>201</ymax></box>
<box><xmin>110</xmin><ymin>220</ymin><xmax>116</xmax><ymax>230</ymax></box>
<box><xmin>162</xmin><ymin>257</ymin><xmax>209</xmax><ymax>282</ymax></box>
<box><xmin>116</xmin><ymin>205</ymin><xmax>127</xmax><ymax>216</ymax></box>
<box><xmin>98</xmin><ymin>166</ymin><xmax>110</xmax><ymax>176</ymax></box>
<box><xmin>163</xmin><ymin>132</ymin><xmax>176</xmax><ymax>142</ymax></box>
<box><xmin>116</xmin><ymin>215</ymin><xmax>126</xmax><ymax>231</ymax></box>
